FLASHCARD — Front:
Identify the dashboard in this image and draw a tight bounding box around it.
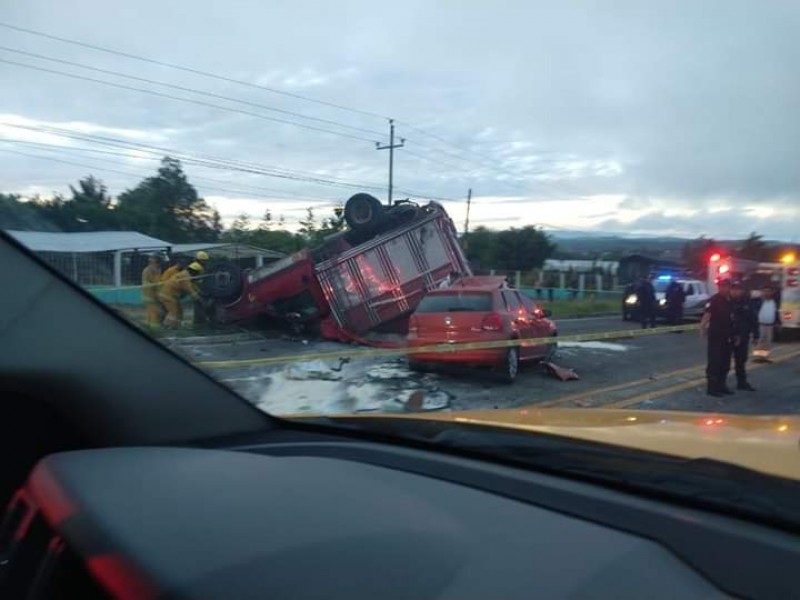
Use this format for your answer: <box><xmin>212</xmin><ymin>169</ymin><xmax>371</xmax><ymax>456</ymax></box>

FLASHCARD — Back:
<box><xmin>4</xmin><ymin>437</ymin><xmax>796</xmax><ymax>599</ymax></box>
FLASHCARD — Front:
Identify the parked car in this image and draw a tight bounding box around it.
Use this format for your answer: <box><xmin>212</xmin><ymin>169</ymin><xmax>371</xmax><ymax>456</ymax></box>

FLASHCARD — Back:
<box><xmin>407</xmin><ymin>278</ymin><xmax>557</xmax><ymax>382</ymax></box>
<box><xmin>623</xmin><ymin>278</ymin><xmax>711</xmax><ymax>321</ymax></box>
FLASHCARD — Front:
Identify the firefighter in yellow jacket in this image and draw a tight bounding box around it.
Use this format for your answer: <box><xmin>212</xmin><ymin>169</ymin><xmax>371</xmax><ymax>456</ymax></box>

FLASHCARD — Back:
<box><xmin>159</xmin><ymin>263</ymin><xmax>202</xmax><ymax>328</ymax></box>
<box><xmin>141</xmin><ymin>254</ymin><xmax>164</xmax><ymax>327</ymax></box>
<box><xmin>188</xmin><ymin>251</ymin><xmax>210</xmax><ymax>326</ymax></box>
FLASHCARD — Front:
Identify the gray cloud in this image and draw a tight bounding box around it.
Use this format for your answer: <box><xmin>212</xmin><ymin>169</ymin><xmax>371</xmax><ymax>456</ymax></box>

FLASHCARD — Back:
<box><xmin>1</xmin><ymin>0</ymin><xmax>798</xmax><ymax>236</ymax></box>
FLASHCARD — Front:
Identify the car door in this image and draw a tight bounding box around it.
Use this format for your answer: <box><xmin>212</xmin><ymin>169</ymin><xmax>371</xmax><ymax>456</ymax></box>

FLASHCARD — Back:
<box><xmin>502</xmin><ymin>291</ymin><xmax>534</xmax><ymax>359</ymax></box>
<box><xmin>684</xmin><ymin>281</ymin><xmax>708</xmax><ymax>316</ymax></box>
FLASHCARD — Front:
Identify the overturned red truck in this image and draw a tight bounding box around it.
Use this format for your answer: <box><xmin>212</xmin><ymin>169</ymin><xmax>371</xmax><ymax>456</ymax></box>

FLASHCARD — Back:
<box><xmin>204</xmin><ymin>193</ymin><xmax>472</xmax><ymax>343</ymax></box>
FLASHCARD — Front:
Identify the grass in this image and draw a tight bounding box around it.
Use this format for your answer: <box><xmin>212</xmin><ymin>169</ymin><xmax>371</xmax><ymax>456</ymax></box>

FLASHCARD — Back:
<box><xmin>538</xmin><ymin>298</ymin><xmax>619</xmax><ymax>317</ymax></box>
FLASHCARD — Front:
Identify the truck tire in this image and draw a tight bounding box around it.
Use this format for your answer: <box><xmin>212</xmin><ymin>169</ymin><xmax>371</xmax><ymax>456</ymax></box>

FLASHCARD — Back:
<box><xmin>344</xmin><ymin>193</ymin><xmax>385</xmax><ymax>231</ymax></box>
<box><xmin>205</xmin><ymin>262</ymin><xmax>243</xmax><ymax>304</ymax></box>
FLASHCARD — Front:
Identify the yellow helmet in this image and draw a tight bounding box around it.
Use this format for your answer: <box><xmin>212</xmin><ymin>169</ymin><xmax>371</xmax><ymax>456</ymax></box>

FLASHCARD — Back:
<box><xmin>196</xmin><ymin>251</ymin><xmax>210</xmax><ymax>261</ymax></box>
<box><xmin>188</xmin><ymin>262</ymin><xmax>203</xmax><ymax>273</ymax></box>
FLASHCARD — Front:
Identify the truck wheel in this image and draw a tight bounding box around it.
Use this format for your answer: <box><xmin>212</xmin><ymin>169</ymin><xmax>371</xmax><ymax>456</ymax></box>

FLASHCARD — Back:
<box><xmin>344</xmin><ymin>193</ymin><xmax>385</xmax><ymax>231</ymax></box>
<box><xmin>205</xmin><ymin>262</ymin><xmax>243</xmax><ymax>304</ymax></box>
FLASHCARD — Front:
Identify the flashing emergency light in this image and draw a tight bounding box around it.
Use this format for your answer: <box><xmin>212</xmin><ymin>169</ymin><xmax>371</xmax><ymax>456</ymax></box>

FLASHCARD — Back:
<box><xmin>718</xmin><ymin>264</ymin><xmax>730</xmax><ymax>274</ymax></box>
<box><xmin>781</xmin><ymin>252</ymin><xmax>796</xmax><ymax>264</ymax></box>
<box><xmin>657</xmin><ymin>275</ymin><xmax>672</xmax><ymax>281</ymax></box>
<box><xmin>710</xmin><ymin>253</ymin><xmax>721</xmax><ymax>262</ymax></box>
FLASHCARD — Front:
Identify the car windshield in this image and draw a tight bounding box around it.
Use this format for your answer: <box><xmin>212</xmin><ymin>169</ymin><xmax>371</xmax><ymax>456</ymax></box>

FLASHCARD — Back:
<box><xmin>416</xmin><ymin>293</ymin><xmax>493</xmax><ymax>313</ymax></box>
<box><xmin>1</xmin><ymin>2</ymin><xmax>799</xmax><ymax>502</ymax></box>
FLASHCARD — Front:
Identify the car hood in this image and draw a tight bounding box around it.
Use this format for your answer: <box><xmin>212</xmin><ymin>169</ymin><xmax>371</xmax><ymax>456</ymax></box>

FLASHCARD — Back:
<box><xmin>316</xmin><ymin>408</ymin><xmax>800</xmax><ymax>481</ymax></box>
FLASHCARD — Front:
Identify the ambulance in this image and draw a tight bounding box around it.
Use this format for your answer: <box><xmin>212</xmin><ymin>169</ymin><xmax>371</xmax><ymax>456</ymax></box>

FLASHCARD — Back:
<box><xmin>708</xmin><ymin>252</ymin><xmax>799</xmax><ymax>338</ymax></box>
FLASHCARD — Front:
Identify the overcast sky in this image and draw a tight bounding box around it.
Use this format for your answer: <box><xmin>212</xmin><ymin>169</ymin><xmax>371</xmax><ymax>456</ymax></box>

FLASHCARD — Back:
<box><xmin>1</xmin><ymin>0</ymin><xmax>798</xmax><ymax>239</ymax></box>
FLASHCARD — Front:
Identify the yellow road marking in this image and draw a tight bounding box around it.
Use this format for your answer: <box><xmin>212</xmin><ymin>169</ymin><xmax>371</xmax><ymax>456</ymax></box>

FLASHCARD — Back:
<box><xmin>535</xmin><ymin>362</ymin><xmax>705</xmax><ymax>408</ymax></box>
<box><xmin>604</xmin><ymin>348</ymin><xmax>800</xmax><ymax>409</ymax></box>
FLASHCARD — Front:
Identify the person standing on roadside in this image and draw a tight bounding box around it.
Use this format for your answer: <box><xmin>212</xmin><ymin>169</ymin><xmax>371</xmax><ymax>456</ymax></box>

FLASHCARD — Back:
<box><xmin>752</xmin><ymin>285</ymin><xmax>781</xmax><ymax>362</ymax></box>
<box><xmin>188</xmin><ymin>251</ymin><xmax>211</xmax><ymax>327</ymax></box>
<box><xmin>730</xmin><ymin>281</ymin><xmax>758</xmax><ymax>391</ymax></box>
<box><xmin>546</xmin><ymin>274</ymin><xmax>556</xmax><ymax>302</ymax></box>
<box><xmin>141</xmin><ymin>254</ymin><xmax>164</xmax><ymax>327</ymax></box>
<box><xmin>703</xmin><ymin>279</ymin><xmax>735</xmax><ymax>397</ymax></box>
<box><xmin>665</xmin><ymin>277</ymin><xmax>686</xmax><ymax>326</ymax></box>
<box><xmin>636</xmin><ymin>275</ymin><xmax>657</xmax><ymax>329</ymax></box>
<box><xmin>158</xmin><ymin>263</ymin><xmax>202</xmax><ymax>329</ymax></box>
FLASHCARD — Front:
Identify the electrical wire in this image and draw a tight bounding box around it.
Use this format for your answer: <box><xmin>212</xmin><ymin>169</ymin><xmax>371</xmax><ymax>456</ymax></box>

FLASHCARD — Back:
<box><xmin>0</xmin><ymin>46</ymin><xmax>385</xmax><ymax>138</ymax></box>
<box><xmin>0</xmin><ymin>138</ymin><xmax>332</xmax><ymax>203</ymax></box>
<box><xmin>0</xmin><ymin>21</ymin><xmax>388</xmax><ymax>120</ymax></box>
<box><xmin>2</xmin><ymin>123</ymin><xmax>458</xmax><ymax>202</ymax></box>
<box><xmin>0</xmin><ymin>147</ymin><xmax>331</xmax><ymax>211</ymax></box>
<box><xmin>0</xmin><ymin>58</ymin><xmax>380</xmax><ymax>144</ymax></box>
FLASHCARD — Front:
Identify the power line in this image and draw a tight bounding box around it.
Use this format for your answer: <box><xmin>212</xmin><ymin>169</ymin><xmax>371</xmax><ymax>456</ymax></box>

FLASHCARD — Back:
<box><xmin>0</xmin><ymin>147</ymin><xmax>323</xmax><ymax>207</ymax></box>
<box><xmin>0</xmin><ymin>58</ymin><xmax>380</xmax><ymax>144</ymax></box>
<box><xmin>3</xmin><ymin>122</ymin><xmax>385</xmax><ymax>191</ymax></box>
<box><xmin>0</xmin><ymin>21</ymin><xmax>387</xmax><ymax>120</ymax></box>
<box><xmin>2</xmin><ymin>122</ymin><xmax>458</xmax><ymax>202</ymax></box>
<box><xmin>0</xmin><ymin>46</ymin><xmax>385</xmax><ymax>138</ymax></box>
<box><xmin>0</xmin><ymin>22</ymin><xmax>587</xmax><ymax>200</ymax></box>
<box><xmin>0</xmin><ymin>138</ymin><xmax>332</xmax><ymax>203</ymax></box>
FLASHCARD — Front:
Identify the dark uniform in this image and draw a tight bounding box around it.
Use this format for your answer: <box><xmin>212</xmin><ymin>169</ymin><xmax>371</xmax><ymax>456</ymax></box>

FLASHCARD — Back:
<box><xmin>731</xmin><ymin>291</ymin><xmax>758</xmax><ymax>391</ymax></box>
<box><xmin>665</xmin><ymin>280</ymin><xmax>686</xmax><ymax>325</ymax></box>
<box><xmin>705</xmin><ymin>289</ymin><xmax>734</xmax><ymax>396</ymax></box>
<box><xmin>637</xmin><ymin>278</ymin><xmax>657</xmax><ymax>329</ymax></box>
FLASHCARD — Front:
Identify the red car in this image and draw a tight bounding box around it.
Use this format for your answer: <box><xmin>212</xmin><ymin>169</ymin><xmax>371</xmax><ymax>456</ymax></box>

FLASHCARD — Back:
<box><xmin>406</xmin><ymin>278</ymin><xmax>557</xmax><ymax>382</ymax></box>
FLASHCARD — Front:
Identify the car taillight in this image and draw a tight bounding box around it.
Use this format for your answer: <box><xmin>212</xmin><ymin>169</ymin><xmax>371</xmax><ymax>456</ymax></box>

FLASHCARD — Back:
<box><xmin>481</xmin><ymin>312</ymin><xmax>504</xmax><ymax>331</ymax></box>
<box><xmin>784</xmin><ymin>311</ymin><xmax>794</xmax><ymax>322</ymax></box>
<box><xmin>787</xmin><ymin>278</ymin><xmax>799</xmax><ymax>288</ymax></box>
<box><xmin>408</xmin><ymin>315</ymin><xmax>418</xmax><ymax>334</ymax></box>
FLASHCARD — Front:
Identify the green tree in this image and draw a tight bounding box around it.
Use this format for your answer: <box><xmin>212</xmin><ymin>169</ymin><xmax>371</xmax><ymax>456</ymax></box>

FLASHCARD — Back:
<box><xmin>66</xmin><ymin>176</ymin><xmax>118</xmax><ymax>230</ymax></box>
<box><xmin>116</xmin><ymin>157</ymin><xmax>220</xmax><ymax>242</ymax></box>
<box><xmin>0</xmin><ymin>193</ymin><xmax>57</xmax><ymax>230</ymax></box>
<box><xmin>738</xmin><ymin>232</ymin><xmax>769</xmax><ymax>261</ymax></box>
<box><xmin>463</xmin><ymin>225</ymin><xmax>555</xmax><ymax>271</ymax></box>
<box><xmin>298</xmin><ymin>208</ymin><xmax>318</xmax><ymax>239</ymax></box>
<box><xmin>681</xmin><ymin>236</ymin><xmax>718</xmax><ymax>275</ymax></box>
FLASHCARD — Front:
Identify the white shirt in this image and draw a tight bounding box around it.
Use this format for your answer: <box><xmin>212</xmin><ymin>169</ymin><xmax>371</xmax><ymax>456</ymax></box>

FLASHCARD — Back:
<box><xmin>758</xmin><ymin>299</ymin><xmax>777</xmax><ymax>325</ymax></box>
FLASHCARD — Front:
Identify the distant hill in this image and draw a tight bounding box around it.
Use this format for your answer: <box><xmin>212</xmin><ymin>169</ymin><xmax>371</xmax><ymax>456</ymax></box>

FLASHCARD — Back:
<box><xmin>548</xmin><ymin>233</ymin><xmax>688</xmax><ymax>260</ymax></box>
<box><xmin>547</xmin><ymin>232</ymin><xmax>796</xmax><ymax>262</ymax></box>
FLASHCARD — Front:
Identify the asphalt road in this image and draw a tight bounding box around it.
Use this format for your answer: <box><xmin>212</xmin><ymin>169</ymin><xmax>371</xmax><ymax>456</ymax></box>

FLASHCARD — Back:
<box><xmin>168</xmin><ymin>316</ymin><xmax>800</xmax><ymax>416</ymax></box>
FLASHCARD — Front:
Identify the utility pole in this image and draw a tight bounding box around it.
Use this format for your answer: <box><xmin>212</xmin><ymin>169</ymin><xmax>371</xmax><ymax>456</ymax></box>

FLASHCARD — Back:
<box><xmin>463</xmin><ymin>188</ymin><xmax>472</xmax><ymax>252</ymax></box>
<box><xmin>376</xmin><ymin>118</ymin><xmax>405</xmax><ymax>206</ymax></box>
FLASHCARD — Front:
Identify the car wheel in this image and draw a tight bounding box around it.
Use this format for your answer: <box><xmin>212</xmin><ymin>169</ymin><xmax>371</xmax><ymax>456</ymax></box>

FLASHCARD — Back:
<box><xmin>542</xmin><ymin>336</ymin><xmax>557</xmax><ymax>362</ymax></box>
<box><xmin>499</xmin><ymin>346</ymin><xmax>519</xmax><ymax>383</ymax></box>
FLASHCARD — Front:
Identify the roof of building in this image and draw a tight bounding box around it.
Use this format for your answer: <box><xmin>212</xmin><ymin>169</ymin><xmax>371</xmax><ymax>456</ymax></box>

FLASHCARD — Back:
<box><xmin>6</xmin><ymin>230</ymin><xmax>170</xmax><ymax>253</ymax></box>
<box><xmin>170</xmin><ymin>242</ymin><xmax>285</xmax><ymax>259</ymax></box>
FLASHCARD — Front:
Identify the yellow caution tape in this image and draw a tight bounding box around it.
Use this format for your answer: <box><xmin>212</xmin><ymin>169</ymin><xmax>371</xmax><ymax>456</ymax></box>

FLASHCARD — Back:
<box><xmin>195</xmin><ymin>323</ymin><xmax>701</xmax><ymax>370</ymax></box>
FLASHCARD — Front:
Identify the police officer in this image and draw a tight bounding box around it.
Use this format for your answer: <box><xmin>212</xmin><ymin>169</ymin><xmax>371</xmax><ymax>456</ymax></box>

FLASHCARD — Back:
<box><xmin>730</xmin><ymin>281</ymin><xmax>758</xmax><ymax>391</ymax></box>
<box><xmin>704</xmin><ymin>279</ymin><xmax>734</xmax><ymax>397</ymax></box>
<box><xmin>665</xmin><ymin>277</ymin><xmax>686</xmax><ymax>326</ymax></box>
<box><xmin>636</xmin><ymin>275</ymin><xmax>657</xmax><ymax>329</ymax></box>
